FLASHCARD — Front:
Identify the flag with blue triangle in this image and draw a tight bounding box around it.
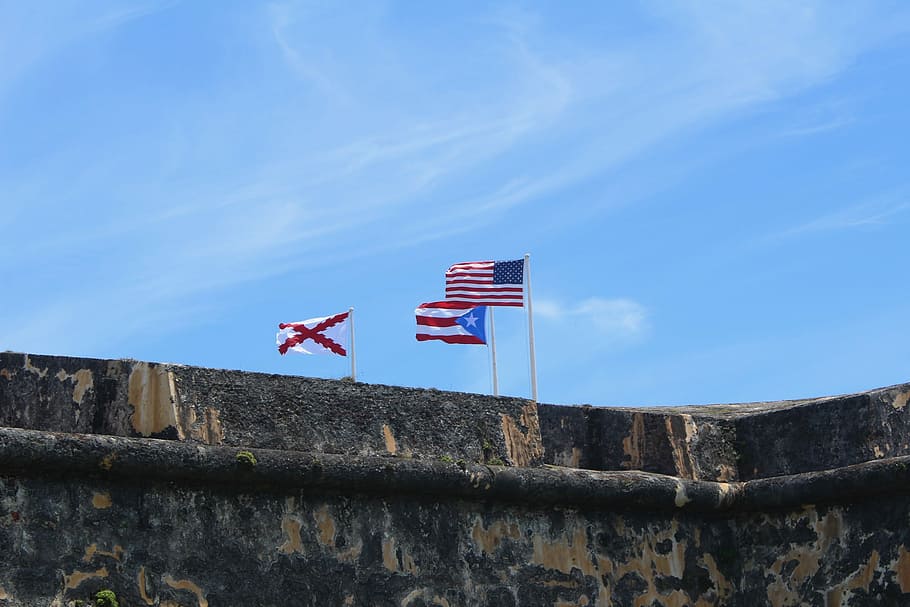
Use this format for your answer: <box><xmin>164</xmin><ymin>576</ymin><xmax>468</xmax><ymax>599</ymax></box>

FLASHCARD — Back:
<box><xmin>415</xmin><ymin>301</ymin><xmax>486</xmax><ymax>344</ymax></box>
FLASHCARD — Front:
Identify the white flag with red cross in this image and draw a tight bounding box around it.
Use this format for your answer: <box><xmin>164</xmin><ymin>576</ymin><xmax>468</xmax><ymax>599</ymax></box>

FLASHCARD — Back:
<box><xmin>277</xmin><ymin>311</ymin><xmax>350</xmax><ymax>356</ymax></box>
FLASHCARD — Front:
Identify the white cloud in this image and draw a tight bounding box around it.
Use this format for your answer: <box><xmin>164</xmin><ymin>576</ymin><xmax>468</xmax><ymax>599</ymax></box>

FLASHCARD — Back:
<box><xmin>537</xmin><ymin>297</ymin><xmax>649</xmax><ymax>343</ymax></box>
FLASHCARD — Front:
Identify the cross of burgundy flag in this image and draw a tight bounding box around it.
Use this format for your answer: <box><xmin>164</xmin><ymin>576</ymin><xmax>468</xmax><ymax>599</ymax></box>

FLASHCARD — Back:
<box><xmin>277</xmin><ymin>311</ymin><xmax>350</xmax><ymax>356</ymax></box>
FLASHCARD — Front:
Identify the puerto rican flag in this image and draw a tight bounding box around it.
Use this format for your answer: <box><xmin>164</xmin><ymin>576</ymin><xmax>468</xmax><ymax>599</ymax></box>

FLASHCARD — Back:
<box><xmin>415</xmin><ymin>302</ymin><xmax>487</xmax><ymax>345</ymax></box>
<box><xmin>277</xmin><ymin>311</ymin><xmax>349</xmax><ymax>356</ymax></box>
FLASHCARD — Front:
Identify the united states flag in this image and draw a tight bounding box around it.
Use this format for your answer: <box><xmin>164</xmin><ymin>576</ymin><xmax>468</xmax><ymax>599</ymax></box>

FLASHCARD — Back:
<box><xmin>445</xmin><ymin>259</ymin><xmax>525</xmax><ymax>307</ymax></box>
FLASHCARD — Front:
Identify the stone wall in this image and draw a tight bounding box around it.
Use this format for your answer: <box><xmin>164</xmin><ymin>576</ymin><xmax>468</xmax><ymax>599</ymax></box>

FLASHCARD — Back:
<box><xmin>3</xmin><ymin>427</ymin><xmax>910</xmax><ymax>606</ymax></box>
<box><xmin>539</xmin><ymin>382</ymin><xmax>910</xmax><ymax>482</ymax></box>
<box><xmin>3</xmin><ymin>351</ymin><xmax>910</xmax><ymax>606</ymax></box>
<box><xmin>0</xmin><ymin>352</ymin><xmax>542</xmax><ymax>467</ymax></box>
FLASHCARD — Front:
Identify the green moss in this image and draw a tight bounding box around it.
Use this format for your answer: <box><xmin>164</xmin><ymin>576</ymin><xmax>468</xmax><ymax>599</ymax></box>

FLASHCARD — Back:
<box><xmin>236</xmin><ymin>450</ymin><xmax>257</xmax><ymax>467</ymax></box>
<box><xmin>480</xmin><ymin>436</ymin><xmax>507</xmax><ymax>466</ymax></box>
<box><xmin>439</xmin><ymin>455</ymin><xmax>454</xmax><ymax>463</ymax></box>
<box><xmin>95</xmin><ymin>589</ymin><xmax>119</xmax><ymax>607</ymax></box>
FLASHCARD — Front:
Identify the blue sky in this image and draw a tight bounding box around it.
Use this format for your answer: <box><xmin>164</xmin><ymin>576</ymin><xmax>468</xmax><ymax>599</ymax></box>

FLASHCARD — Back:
<box><xmin>2</xmin><ymin>1</ymin><xmax>910</xmax><ymax>407</ymax></box>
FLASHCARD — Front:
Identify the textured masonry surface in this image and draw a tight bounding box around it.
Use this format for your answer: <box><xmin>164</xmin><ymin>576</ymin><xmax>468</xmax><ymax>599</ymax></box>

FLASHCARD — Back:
<box><xmin>0</xmin><ymin>352</ymin><xmax>542</xmax><ymax>466</ymax></box>
<box><xmin>2</xmin><ymin>352</ymin><xmax>910</xmax><ymax>606</ymax></box>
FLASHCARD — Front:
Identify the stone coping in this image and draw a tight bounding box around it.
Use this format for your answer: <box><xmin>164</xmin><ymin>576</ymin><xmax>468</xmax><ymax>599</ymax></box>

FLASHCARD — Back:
<box><xmin>553</xmin><ymin>382</ymin><xmax>910</xmax><ymax>418</ymax></box>
<box><xmin>2</xmin><ymin>426</ymin><xmax>908</xmax><ymax>514</ymax></box>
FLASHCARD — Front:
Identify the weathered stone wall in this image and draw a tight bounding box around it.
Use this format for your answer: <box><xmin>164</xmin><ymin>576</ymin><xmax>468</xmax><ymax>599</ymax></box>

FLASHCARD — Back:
<box><xmin>539</xmin><ymin>382</ymin><xmax>910</xmax><ymax>482</ymax></box>
<box><xmin>0</xmin><ymin>472</ymin><xmax>737</xmax><ymax>607</ymax></box>
<box><xmin>538</xmin><ymin>405</ymin><xmax>739</xmax><ymax>481</ymax></box>
<box><xmin>3</xmin><ymin>427</ymin><xmax>910</xmax><ymax>606</ymax></box>
<box><xmin>0</xmin><ymin>352</ymin><xmax>542</xmax><ymax>467</ymax></box>
<box><xmin>732</xmin><ymin>384</ymin><xmax>910</xmax><ymax>480</ymax></box>
<box><xmin>4</xmin><ymin>352</ymin><xmax>910</xmax><ymax>606</ymax></box>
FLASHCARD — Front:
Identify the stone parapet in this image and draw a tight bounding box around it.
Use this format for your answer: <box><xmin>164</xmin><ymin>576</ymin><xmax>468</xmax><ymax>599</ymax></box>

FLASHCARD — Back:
<box><xmin>540</xmin><ymin>382</ymin><xmax>910</xmax><ymax>481</ymax></box>
<box><xmin>0</xmin><ymin>352</ymin><xmax>542</xmax><ymax>466</ymax></box>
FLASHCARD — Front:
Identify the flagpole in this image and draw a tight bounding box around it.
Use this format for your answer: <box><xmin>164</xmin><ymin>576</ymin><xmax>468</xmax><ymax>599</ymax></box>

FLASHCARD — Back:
<box><xmin>489</xmin><ymin>306</ymin><xmax>499</xmax><ymax>396</ymax></box>
<box><xmin>525</xmin><ymin>253</ymin><xmax>538</xmax><ymax>402</ymax></box>
<box><xmin>349</xmin><ymin>306</ymin><xmax>356</xmax><ymax>382</ymax></box>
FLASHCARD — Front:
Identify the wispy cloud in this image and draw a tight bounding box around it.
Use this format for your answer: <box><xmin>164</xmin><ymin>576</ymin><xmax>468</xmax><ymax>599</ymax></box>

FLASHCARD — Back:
<box><xmin>267</xmin><ymin>2</ymin><xmax>354</xmax><ymax>106</ymax></box>
<box><xmin>0</xmin><ymin>1</ymin><xmax>172</xmax><ymax>98</ymax></box>
<box><xmin>777</xmin><ymin>196</ymin><xmax>910</xmax><ymax>237</ymax></box>
<box><xmin>475</xmin><ymin>296</ymin><xmax>650</xmax><ymax>400</ymax></box>
<box><xmin>537</xmin><ymin>297</ymin><xmax>650</xmax><ymax>344</ymax></box>
<box><xmin>3</xmin><ymin>1</ymin><xmax>908</xmax><ymax>357</ymax></box>
<box><xmin>778</xmin><ymin>115</ymin><xmax>855</xmax><ymax>139</ymax></box>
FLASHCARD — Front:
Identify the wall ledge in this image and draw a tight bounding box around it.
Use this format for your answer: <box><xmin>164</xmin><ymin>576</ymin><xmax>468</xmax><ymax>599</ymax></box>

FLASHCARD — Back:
<box><xmin>2</xmin><ymin>426</ymin><xmax>908</xmax><ymax>514</ymax></box>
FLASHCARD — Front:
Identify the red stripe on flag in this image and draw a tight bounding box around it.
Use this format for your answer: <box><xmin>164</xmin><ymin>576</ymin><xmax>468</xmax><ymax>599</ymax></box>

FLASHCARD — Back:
<box><xmin>445</xmin><ymin>299</ymin><xmax>523</xmax><ymax>307</ymax></box>
<box><xmin>446</xmin><ymin>287</ymin><xmax>524</xmax><ymax>293</ymax></box>
<box><xmin>444</xmin><ymin>292</ymin><xmax>523</xmax><ymax>299</ymax></box>
<box><xmin>445</xmin><ymin>273</ymin><xmax>493</xmax><ymax>281</ymax></box>
<box><xmin>448</xmin><ymin>261</ymin><xmax>493</xmax><ymax>270</ymax></box>
<box><xmin>445</xmin><ymin>279</ymin><xmax>496</xmax><ymax>286</ymax></box>
<box><xmin>416</xmin><ymin>334</ymin><xmax>485</xmax><ymax>344</ymax></box>
<box><xmin>418</xmin><ymin>301</ymin><xmax>478</xmax><ymax>309</ymax></box>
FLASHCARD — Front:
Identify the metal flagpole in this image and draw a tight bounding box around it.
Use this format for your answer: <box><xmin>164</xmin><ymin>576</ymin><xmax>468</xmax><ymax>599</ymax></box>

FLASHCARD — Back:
<box><xmin>348</xmin><ymin>306</ymin><xmax>356</xmax><ymax>382</ymax></box>
<box><xmin>489</xmin><ymin>306</ymin><xmax>499</xmax><ymax>396</ymax></box>
<box><xmin>524</xmin><ymin>253</ymin><xmax>538</xmax><ymax>402</ymax></box>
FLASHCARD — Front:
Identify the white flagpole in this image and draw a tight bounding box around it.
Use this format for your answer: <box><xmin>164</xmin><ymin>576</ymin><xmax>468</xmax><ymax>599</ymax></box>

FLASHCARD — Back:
<box><xmin>489</xmin><ymin>306</ymin><xmax>499</xmax><ymax>396</ymax></box>
<box><xmin>348</xmin><ymin>306</ymin><xmax>356</xmax><ymax>382</ymax></box>
<box><xmin>524</xmin><ymin>253</ymin><xmax>538</xmax><ymax>402</ymax></box>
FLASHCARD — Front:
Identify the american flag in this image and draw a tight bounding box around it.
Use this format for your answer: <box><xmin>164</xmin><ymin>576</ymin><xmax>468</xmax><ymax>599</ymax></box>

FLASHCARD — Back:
<box><xmin>445</xmin><ymin>259</ymin><xmax>525</xmax><ymax>307</ymax></box>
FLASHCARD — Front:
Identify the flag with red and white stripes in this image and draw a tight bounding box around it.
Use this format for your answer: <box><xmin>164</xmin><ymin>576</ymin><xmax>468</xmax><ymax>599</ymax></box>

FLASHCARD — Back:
<box><xmin>444</xmin><ymin>259</ymin><xmax>525</xmax><ymax>307</ymax></box>
<box><xmin>415</xmin><ymin>301</ymin><xmax>487</xmax><ymax>345</ymax></box>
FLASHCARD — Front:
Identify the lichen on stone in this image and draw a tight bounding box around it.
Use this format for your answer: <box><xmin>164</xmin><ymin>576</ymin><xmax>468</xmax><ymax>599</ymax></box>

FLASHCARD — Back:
<box><xmin>236</xmin><ymin>450</ymin><xmax>257</xmax><ymax>467</ymax></box>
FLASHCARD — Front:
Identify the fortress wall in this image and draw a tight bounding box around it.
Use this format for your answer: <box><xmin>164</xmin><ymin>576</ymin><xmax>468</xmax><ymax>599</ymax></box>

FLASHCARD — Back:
<box><xmin>539</xmin><ymin>382</ymin><xmax>910</xmax><ymax>482</ymax></box>
<box><xmin>2</xmin><ymin>427</ymin><xmax>910</xmax><ymax>606</ymax></box>
<box><xmin>538</xmin><ymin>405</ymin><xmax>738</xmax><ymax>481</ymax></box>
<box><xmin>4</xmin><ymin>352</ymin><xmax>910</xmax><ymax>605</ymax></box>
<box><xmin>0</xmin><ymin>352</ymin><xmax>542</xmax><ymax>467</ymax></box>
<box><xmin>732</xmin><ymin>384</ymin><xmax>910</xmax><ymax>480</ymax></box>
<box><xmin>0</xmin><ymin>470</ymin><xmax>732</xmax><ymax>607</ymax></box>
